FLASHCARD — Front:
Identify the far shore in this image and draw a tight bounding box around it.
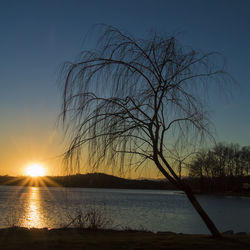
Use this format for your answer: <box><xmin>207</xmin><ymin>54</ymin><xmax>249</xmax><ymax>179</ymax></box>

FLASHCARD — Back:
<box><xmin>0</xmin><ymin>173</ymin><xmax>250</xmax><ymax>198</ymax></box>
<box><xmin>0</xmin><ymin>227</ymin><xmax>249</xmax><ymax>250</ymax></box>
<box><xmin>193</xmin><ymin>190</ymin><xmax>250</xmax><ymax>198</ymax></box>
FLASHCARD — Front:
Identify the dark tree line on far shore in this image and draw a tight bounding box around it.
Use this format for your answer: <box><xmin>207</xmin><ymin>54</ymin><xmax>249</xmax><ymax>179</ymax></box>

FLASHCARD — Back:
<box><xmin>188</xmin><ymin>143</ymin><xmax>250</xmax><ymax>193</ymax></box>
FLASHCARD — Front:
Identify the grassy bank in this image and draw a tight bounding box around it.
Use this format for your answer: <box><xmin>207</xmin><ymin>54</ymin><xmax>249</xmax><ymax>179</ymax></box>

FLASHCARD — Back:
<box><xmin>0</xmin><ymin>227</ymin><xmax>250</xmax><ymax>250</ymax></box>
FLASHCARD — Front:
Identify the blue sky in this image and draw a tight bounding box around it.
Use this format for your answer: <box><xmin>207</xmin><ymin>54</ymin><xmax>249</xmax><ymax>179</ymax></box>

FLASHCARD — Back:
<box><xmin>0</xmin><ymin>0</ymin><xmax>249</xmax><ymax>176</ymax></box>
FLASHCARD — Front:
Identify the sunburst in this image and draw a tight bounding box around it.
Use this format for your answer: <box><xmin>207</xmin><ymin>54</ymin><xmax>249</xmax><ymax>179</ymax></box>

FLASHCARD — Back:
<box><xmin>25</xmin><ymin>163</ymin><xmax>45</xmax><ymax>177</ymax></box>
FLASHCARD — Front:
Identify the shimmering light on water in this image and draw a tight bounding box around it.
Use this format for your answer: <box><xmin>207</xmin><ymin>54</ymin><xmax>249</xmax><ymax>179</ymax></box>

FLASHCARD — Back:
<box><xmin>22</xmin><ymin>187</ymin><xmax>45</xmax><ymax>228</ymax></box>
<box><xmin>1</xmin><ymin>186</ymin><xmax>250</xmax><ymax>233</ymax></box>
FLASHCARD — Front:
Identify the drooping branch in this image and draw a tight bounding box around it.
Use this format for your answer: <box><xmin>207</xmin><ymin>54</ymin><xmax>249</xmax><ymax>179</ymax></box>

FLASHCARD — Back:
<box><xmin>59</xmin><ymin>25</ymin><xmax>234</xmax><ymax>238</ymax></box>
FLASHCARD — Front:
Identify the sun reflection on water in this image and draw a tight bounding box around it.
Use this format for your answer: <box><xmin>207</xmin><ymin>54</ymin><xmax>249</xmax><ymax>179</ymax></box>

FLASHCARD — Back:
<box><xmin>22</xmin><ymin>187</ymin><xmax>45</xmax><ymax>228</ymax></box>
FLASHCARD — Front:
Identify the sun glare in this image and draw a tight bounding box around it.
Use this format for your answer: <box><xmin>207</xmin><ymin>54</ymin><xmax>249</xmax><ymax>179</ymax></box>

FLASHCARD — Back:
<box><xmin>25</xmin><ymin>163</ymin><xmax>46</xmax><ymax>177</ymax></box>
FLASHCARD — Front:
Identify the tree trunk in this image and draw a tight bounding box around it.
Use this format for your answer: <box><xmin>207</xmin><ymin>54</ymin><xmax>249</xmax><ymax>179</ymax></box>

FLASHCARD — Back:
<box><xmin>183</xmin><ymin>183</ymin><xmax>222</xmax><ymax>238</ymax></box>
<box><xmin>154</xmin><ymin>157</ymin><xmax>222</xmax><ymax>238</ymax></box>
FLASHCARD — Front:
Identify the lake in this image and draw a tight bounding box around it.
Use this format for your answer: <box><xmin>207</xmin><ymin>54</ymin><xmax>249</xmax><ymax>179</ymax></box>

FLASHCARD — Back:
<box><xmin>0</xmin><ymin>186</ymin><xmax>249</xmax><ymax>234</ymax></box>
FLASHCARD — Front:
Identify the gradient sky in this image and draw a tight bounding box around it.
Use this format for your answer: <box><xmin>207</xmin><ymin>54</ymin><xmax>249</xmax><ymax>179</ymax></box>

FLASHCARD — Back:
<box><xmin>0</xmin><ymin>0</ymin><xmax>249</xmax><ymax>177</ymax></box>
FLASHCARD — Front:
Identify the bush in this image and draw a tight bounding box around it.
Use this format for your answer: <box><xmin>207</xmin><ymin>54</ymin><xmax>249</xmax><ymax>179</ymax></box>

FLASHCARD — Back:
<box><xmin>65</xmin><ymin>206</ymin><xmax>113</xmax><ymax>230</ymax></box>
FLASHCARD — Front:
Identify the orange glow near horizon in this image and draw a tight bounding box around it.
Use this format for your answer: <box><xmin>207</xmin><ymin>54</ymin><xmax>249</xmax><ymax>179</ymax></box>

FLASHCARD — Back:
<box><xmin>25</xmin><ymin>163</ymin><xmax>46</xmax><ymax>177</ymax></box>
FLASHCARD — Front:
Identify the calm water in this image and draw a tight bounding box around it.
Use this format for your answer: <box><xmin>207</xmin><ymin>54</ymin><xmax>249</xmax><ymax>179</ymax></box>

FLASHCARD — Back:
<box><xmin>0</xmin><ymin>185</ymin><xmax>250</xmax><ymax>234</ymax></box>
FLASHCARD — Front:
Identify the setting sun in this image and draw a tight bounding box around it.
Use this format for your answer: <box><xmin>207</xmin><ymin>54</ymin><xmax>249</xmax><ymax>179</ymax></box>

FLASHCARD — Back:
<box><xmin>25</xmin><ymin>163</ymin><xmax>46</xmax><ymax>177</ymax></box>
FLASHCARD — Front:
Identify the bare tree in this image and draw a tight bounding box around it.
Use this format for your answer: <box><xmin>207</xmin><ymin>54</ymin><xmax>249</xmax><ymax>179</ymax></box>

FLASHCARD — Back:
<box><xmin>165</xmin><ymin>143</ymin><xmax>198</xmax><ymax>178</ymax></box>
<box><xmin>60</xmin><ymin>25</ymin><xmax>231</xmax><ymax>238</ymax></box>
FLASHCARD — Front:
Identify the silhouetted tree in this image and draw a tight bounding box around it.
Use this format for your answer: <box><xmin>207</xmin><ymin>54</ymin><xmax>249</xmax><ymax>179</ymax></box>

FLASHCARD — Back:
<box><xmin>190</xmin><ymin>143</ymin><xmax>250</xmax><ymax>179</ymax></box>
<box><xmin>241</xmin><ymin>146</ymin><xmax>250</xmax><ymax>175</ymax></box>
<box><xmin>166</xmin><ymin>143</ymin><xmax>198</xmax><ymax>178</ymax></box>
<box><xmin>60</xmin><ymin>25</ymin><xmax>232</xmax><ymax>238</ymax></box>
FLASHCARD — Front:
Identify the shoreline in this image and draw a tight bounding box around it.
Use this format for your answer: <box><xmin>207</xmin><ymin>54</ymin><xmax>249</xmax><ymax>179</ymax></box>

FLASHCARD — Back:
<box><xmin>194</xmin><ymin>191</ymin><xmax>250</xmax><ymax>198</ymax></box>
<box><xmin>1</xmin><ymin>183</ymin><xmax>250</xmax><ymax>198</ymax></box>
<box><xmin>0</xmin><ymin>227</ymin><xmax>250</xmax><ymax>249</ymax></box>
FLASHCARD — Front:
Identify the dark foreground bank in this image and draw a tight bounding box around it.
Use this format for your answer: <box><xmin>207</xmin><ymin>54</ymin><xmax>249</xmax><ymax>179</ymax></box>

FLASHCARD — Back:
<box><xmin>0</xmin><ymin>227</ymin><xmax>250</xmax><ymax>250</ymax></box>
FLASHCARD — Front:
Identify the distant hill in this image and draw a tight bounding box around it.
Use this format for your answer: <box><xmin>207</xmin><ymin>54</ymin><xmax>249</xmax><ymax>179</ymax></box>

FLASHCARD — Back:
<box><xmin>0</xmin><ymin>173</ymin><xmax>175</xmax><ymax>190</ymax></box>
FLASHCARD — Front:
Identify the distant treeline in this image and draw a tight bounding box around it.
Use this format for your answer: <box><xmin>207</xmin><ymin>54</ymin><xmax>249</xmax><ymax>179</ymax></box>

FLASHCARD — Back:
<box><xmin>188</xmin><ymin>143</ymin><xmax>250</xmax><ymax>193</ymax></box>
<box><xmin>0</xmin><ymin>173</ymin><xmax>175</xmax><ymax>190</ymax></box>
<box><xmin>1</xmin><ymin>142</ymin><xmax>250</xmax><ymax>193</ymax></box>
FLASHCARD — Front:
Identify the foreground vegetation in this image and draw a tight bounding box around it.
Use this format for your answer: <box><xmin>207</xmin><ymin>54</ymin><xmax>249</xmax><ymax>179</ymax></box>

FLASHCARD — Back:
<box><xmin>0</xmin><ymin>227</ymin><xmax>249</xmax><ymax>250</ymax></box>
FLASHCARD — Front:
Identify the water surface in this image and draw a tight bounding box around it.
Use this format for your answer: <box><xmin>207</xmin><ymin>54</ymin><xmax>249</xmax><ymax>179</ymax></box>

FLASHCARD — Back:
<box><xmin>1</xmin><ymin>186</ymin><xmax>249</xmax><ymax>234</ymax></box>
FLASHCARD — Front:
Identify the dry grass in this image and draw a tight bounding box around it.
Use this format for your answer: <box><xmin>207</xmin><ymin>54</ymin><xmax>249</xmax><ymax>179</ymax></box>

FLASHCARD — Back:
<box><xmin>0</xmin><ymin>227</ymin><xmax>250</xmax><ymax>250</ymax></box>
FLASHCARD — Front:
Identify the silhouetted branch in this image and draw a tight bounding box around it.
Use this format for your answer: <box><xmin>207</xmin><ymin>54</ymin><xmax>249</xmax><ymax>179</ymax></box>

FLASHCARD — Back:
<box><xmin>59</xmin><ymin>25</ymin><xmax>234</xmax><ymax>238</ymax></box>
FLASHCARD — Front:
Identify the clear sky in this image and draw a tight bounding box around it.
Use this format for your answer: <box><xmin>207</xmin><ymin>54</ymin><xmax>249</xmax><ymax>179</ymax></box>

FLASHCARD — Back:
<box><xmin>0</xmin><ymin>0</ymin><xmax>249</xmax><ymax>177</ymax></box>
